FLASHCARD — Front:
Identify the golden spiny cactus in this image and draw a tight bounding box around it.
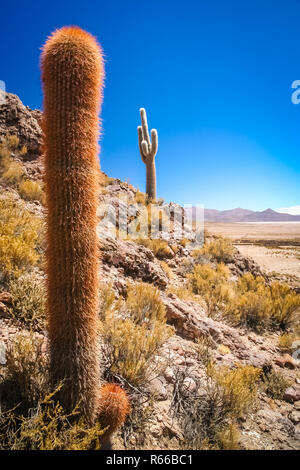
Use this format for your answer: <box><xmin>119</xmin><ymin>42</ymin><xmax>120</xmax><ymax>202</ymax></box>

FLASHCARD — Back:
<box><xmin>41</xmin><ymin>26</ymin><xmax>104</xmax><ymax>422</ymax></box>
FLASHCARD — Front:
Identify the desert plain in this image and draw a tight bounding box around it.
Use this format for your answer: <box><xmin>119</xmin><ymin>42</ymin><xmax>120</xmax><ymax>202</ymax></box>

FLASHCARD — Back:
<box><xmin>206</xmin><ymin>221</ymin><xmax>300</xmax><ymax>287</ymax></box>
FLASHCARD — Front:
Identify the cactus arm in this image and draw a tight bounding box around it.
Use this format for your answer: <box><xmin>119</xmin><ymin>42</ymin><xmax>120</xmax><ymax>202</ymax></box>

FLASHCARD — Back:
<box><xmin>150</xmin><ymin>129</ymin><xmax>158</xmax><ymax>159</ymax></box>
<box><xmin>140</xmin><ymin>108</ymin><xmax>150</xmax><ymax>146</ymax></box>
<box><xmin>141</xmin><ymin>140</ymin><xmax>149</xmax><ymax>156</ymax></box>
<box><xmin>137</xmin><ymin>126</ymin><xmax>146</xmax><ymax>163</ymax></box>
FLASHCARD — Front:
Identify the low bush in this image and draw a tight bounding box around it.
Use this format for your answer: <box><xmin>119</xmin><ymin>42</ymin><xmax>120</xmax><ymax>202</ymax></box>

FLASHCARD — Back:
<box><xmin>0</xmin><ymin>388</ymin><xmax>104</xmax><ymax>450</ymax></box>
<box><xmin>209</xmin><ymin>364</ymin><xmax>261</xmax><ymax>418</ymax></box>
<box><xmin>278</xmin><ymin>332</ymin><xmax>299</xmax><ymax>353</ymax></box>
<box><xmin>226</xmin><ymin>274</ymin><xmax>300</xmax><ymax>332</ymax></box>
<box><xmin>0</xmin><ymin>332</ymin><xmax>47</xmax><ymax>408</ymax></box>
<box><xmin>192</xmin><ymin>237</ymin><xmax>235</xmax><ymax>263</ymax></box>
<box><xmin>18</xmin><ymin>179</ymin><xmax>44</xmax><ymax>203</ymax></box>
<box><xmin>101</xmin><ymin>282</ymin><xmax>173</xmax><ymax>387</ymax></box>
<box><xmin>187</xmin><ymin>263</ymin><xmax>233</xmax><ymax>317</ymax></box>
<box><xmin>172</xmin><ymin>363</ymin><xmax>259</xmax><ymax>450</ymax></box>
<box><xmin>0</xmin><ymin>195</ymin><xmax>43</xmax><ymax>279</ymax></box>
<box><xmin>260</xmin><ymin>364</ymin><xmax>290</xmax><ymax>400</ymax></box>
<box><xmin>137</xmin><ymin>239</ymin><xmax>172</xmax><ymax>259</ymax></box>
<box><xmin>8</xmin><ymin>273</ymin><xmax>46</xmax><ymax>330</ymax></box>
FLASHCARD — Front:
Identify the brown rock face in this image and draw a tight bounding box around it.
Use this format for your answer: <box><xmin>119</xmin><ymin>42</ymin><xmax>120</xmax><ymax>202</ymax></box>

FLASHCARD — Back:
<box><xmin>0</xmin><ymin>93</ymin><xmax>42</xmax><ymax>161</ymax></box>
<box><xmin>100</xmin><ymin>237</ymin><xmax>168</xmax><ymax>288</ymax></box>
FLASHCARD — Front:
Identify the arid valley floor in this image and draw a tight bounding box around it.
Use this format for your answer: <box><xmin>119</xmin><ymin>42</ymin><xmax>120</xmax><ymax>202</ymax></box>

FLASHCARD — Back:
<box><xmin>206</xmin><ymin>222</ymin><xmax>300</xmax><ymax>289</ymax></box>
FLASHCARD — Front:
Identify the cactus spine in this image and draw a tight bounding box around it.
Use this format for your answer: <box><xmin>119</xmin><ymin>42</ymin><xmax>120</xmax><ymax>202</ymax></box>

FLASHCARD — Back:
<box><xmin>138</xmin><ymin>108</ymin><xmax>158</xmax><ymax>200</ymax></box>
<box><xmin>41</xmin><ymin>26</ymin><xmax>104</xmax><ymax>422</ymax></box>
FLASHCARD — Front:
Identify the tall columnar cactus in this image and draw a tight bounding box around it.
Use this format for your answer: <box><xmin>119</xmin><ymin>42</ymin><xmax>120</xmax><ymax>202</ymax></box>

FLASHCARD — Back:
<box><xmin>41</xmin><ymin>26</ymin><xmax>104</xmax><ymax>423</ymax></box>
<box><xmin>138</xmin><ymin>108</ymin><xmax>158</xmax><ymax>200</ymax></box>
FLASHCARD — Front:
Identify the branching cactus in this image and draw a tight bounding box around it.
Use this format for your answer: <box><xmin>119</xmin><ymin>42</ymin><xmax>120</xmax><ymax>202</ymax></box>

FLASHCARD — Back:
<box><xmin>138</xmin><ymin>108</ymin><xmax>158</xmax><ymax>200</ymax></box>
<box><xmin>41</xmin><ymin>26</ymin><xmax>104</xmax><ymax>423</ymax></box>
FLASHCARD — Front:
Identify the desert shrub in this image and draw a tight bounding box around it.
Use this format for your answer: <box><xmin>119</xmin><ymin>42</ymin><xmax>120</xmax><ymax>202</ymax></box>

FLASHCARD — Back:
<box><xmin>193</xmin><ymin>335</ymin><xmax>215</xmax><ymax>367</ymax></box>
<box><xmin>0</xmin><ymin>332</ymin><xmax>47</xmax><ymax>408</ymax></box>
<box><xmin>210</xmin><ymin>364</ymin><xmax>261</xmax><ymax>418</ymax></box>
<box><xmin>121</xmin><ymin>392</ymin><xmax>155</xmax><ymax>449</ymax></box>
<box><xmin>0</xmin><ymin>388</ymin><xmax>104</xmax><ymax>450</ymax></box>
<box><xmin>187</xmin><ymin>263</ymin><xmax>233</xmax><ymax>317</ymax></box>
<box><xmin>101</xmin><ymin>282</ymin><xmax>173</xmax><ymax>386</ymax></box>
<box><xmin>7</xmin><ymin>273</ymin><xmax>46</xmax><ymax>329</ymax></box>
<box><xmin>278</xmin><ymin>332</ymin><xmax>299</xmax><ymax>353</ymax></box>
<box><xmin>0</xmin><ymin>195</ymin><xmax>43</xmax><ymax>279</ymax></box>
<box><xmin>227</xmin><ymin>274</ymin><xmax>300</xmax><ymax>331</ymax></box>
<box><xmin>172</xmin><ymin>363</ymin><xmax>257</xmax><ymax>450</ymax></box>
<box><xmin>135</xmin><ymin>190</ymin><xmax>147</xmax><ymax>206</ymax></box>
<box><xmin>192</xmin><ymin>237</ymin><xmax>235</xmax><ymax>263</ymax></box>
<box><xmin>137</xmin><ymin>238</ymin><xmax>172</xmax><ymax>259</ymax></box>
<box><xmin>2</xmin><ymin>161</ymin><xmax>24</xmax><ymax>183</ymax></box>
<box><xmin>20</xmin><ymin>145</ymin><xmax>27</xmax><ymax>156</ymax></box>
<box><xmin>5</xmin><ymin>134</ymin><xmax>19</xmax><ymax>149</ymax></box>
<box><xmin>235</xmin><ymin>272</ymin><xmax>265</xmax><ymax>293</ymax></box>
<box><xmin>269</xmin><ymin>281</ymin><xmax>300</xmax><ymax>330</ymax></box>
<box><xmin>217</xmin><ymin>424</ymin><xmax>240</xmax><ymax>450</ymax></box>
<box><xmin>260</xmin><ymin>365</ymin><xmax>290</xmax><ymax>400</ymax></box>
<box><xmin>18</xmin><ymin>179</ymin><xmax>44</xmax><ymax>203</ymax></box>
<box><xmin>159</xmin><ymin>260</ymin><xmax>173</xmax><ymax>279</ymax></box>
<box><xmin>100</xmin><ymin>173</ymin><xmax>114</xmax><ymax>187</ymax></box>
<box><xmin>226</xmin><ymin>290</ymin><xmax>272</xmax><ymax>332</ymax></box>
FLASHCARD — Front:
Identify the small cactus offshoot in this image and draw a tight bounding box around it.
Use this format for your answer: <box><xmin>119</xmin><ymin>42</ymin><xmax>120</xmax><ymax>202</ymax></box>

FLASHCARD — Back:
<box><xmin>98</xmin><ymin>383</ymin><xmax>130</xmax><ymax>438</ymax></box>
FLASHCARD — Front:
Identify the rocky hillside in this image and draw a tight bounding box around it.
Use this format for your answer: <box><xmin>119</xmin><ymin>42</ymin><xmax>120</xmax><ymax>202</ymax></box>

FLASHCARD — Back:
<box><xmin>0</xmin><ymin>93</ymin><xmax>299</xmax><ymax>450</ymax></box>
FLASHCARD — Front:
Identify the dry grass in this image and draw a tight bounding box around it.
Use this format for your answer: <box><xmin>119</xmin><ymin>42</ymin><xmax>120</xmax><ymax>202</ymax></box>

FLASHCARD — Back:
<box><xmin>172</xmin><ymin>363</ymin><xmax>259</xmax><ymax>449</ymax></box>
<box><xmin>0</xmin><ymin>332</ymin><xmax>47</xmax><ymax>408</ymax></box>
<box><xmin>0</xmin><ymin>194</ymin><xmax>43</xmax><ymax>279</ymax></box>
<box><xmin>187</xmin><ymin>263</ymin><xmax>233</xmax><ymax>317</ymax></box>
<box><xmin>2</xmin><ymin>161</ymin><xmax>24</xmax><ymax>183</ymax></box>
<box><xmin>192</xmin><ymin>237</ymin><xmax>235</xmax><ymax>263</ymax></box>
<box><xmin>18</xmin><ymin>179</ymin><xmax>44</xmax><ymax>203</ymax></box>
<box><xmin>159</xmin><ymin>260</ymin><xmax>174</xmax><ymax>279</ymax></box>
<box><xmin>7</xmin><ymin>273</ymin><xmax>46</xmax><ymax>330</ymax></box>
<box><xmin>100</xmin><ymin>282</ymin><xmax>173</xmax><ymax>387</ymax></box>
<box><xmin>260</xmin><ymin>365</ymin><xmax>290</xmax><ymax>400</ymax></box>
<box><xmin>137</xmin><ymin>239</ymin><xmax>173</xmax><ymax>259</ymax></box>
<box><xmin>0</xmin><ymin>334</ymin><xmax>105</xmax><ymax>450</ymax></box>
<box><xmin>226</xmin><ymin>273</ymin><xmax>300</xmax><ymax>331</ymax></box>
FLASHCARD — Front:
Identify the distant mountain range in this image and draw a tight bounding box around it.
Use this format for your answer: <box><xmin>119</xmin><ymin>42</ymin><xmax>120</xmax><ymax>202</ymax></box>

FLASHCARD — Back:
<box><xmin>185</xmin><ymin>207</ymin><xmax>300</xmax><ymax>222</ymax></box>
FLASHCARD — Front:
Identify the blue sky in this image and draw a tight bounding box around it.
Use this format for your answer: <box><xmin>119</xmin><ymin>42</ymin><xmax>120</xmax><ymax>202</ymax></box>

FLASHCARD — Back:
<box><xmin>1</xmin><ymin>0</ymin><xmax>300</xmax><ymax>211</ymax></box>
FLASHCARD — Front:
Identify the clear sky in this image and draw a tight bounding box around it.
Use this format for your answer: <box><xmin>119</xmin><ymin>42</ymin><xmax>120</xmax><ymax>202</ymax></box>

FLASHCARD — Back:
<box><xmin>1</xmin><ymin>0</ymin><xmax>300</xmax><ymax>211</ymax></box>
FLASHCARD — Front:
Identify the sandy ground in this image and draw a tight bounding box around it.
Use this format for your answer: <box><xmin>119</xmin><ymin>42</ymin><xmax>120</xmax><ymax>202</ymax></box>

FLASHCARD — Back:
<box><xmin>206</xmin><ymin>222</ymin><xmax>300</xmax><ymax>285</ymax></box>
<box><xmin>236</xmin><ymin>245</ymin><xmax>300</xmax><ymax>281</ymax></box>
<box><xmin>206</xmin><ymin>222</ymin><xmax>300</xmax><ymax>241</ymax></box>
